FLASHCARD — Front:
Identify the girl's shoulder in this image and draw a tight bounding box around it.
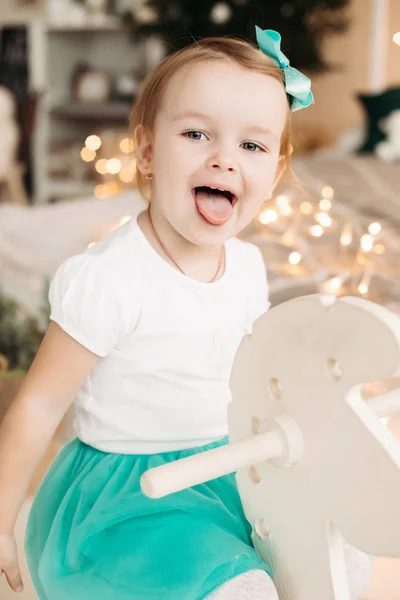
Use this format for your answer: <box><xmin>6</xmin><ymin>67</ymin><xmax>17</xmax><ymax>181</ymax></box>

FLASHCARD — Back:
<box><xmin>226</xmin><ymin>238</ymin><xmax>269</xmax><ymax>320</ymax></box>
<box><xmin>50</xmin><ymin>219</ymin><xmax>141</xmax><ymax>295</ymax></box>
<box><xmin>226</xmin><ymin>237</ymin><xmax>265</xmax><ymax>274</ymax></box>
<box><xmin>49</xmin><ymin>219</ymin><xmax>143</xmax><ymax>356</ymax></box>
<box><xmin>85</xmin><ymin>218</ymin><xmax>141</xmax><ymax>268</ymax></box>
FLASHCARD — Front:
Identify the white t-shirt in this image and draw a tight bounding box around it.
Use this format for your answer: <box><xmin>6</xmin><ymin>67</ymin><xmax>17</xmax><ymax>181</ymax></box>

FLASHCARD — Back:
<box><xmin>49</xmin><ymin>216</ymin><xmax>270</xmax><ymax>454</ymax></box>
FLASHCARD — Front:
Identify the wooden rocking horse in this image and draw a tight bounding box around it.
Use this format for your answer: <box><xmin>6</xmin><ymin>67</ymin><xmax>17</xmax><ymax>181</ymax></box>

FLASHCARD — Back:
<box><xmin>141</xmin><ymin>294</ymin><xmax>400</xmax><ymax>600</ymax></box>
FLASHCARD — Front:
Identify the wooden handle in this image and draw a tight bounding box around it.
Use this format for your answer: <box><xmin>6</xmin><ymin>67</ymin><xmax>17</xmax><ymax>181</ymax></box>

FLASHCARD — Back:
<box><xmin>141</xmin><ymin>382</ymin><xmax>400</xmax><ymax>500</ymax></box>
<box><xmin>366</xmin><ymin>389</ymin><xmax>400</xmax><ymax>418</ymax></box>
<box><xmin>140</xmin><ymin>430</ymin><xmax>283</xmax><ymax>499</ymax></box>
<box><xmin>362</xmin><ymin>378</ymin><xmax>400</xmax><ymax>417</ymax></box>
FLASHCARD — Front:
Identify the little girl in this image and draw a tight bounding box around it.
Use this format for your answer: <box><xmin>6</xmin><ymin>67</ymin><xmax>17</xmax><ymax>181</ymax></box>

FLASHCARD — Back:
<box><xmin>0</xmin><ymin>27</ymin><xmax>371</xmax><ymax>600</ymax></box>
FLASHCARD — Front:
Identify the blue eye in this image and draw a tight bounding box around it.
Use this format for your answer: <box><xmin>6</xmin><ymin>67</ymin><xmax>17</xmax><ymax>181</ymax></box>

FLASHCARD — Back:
<box><xmin>242</xmin><ymin>142</ymin><xmax>264</xmax><ymax>152</ymax></box>
<box><xmin>185</xmin><ymin>131</ymin><xmax>207</xmax><ymax>141</ymax></box>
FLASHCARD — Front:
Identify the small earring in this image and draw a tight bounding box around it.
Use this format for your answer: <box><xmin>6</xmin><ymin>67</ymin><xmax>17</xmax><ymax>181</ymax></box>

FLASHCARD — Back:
<box><xmin>144</xmin><ymin>171</ymin><xmax>152</xmax><ymax>180</ymax></box>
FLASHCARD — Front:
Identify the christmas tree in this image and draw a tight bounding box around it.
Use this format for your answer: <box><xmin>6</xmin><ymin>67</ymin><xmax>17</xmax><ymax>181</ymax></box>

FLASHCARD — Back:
<box><xmin>0</xmin><ymin>288</ymin><xmax>47</xmax><ymax>372</ymax></box>
<box><xmin>124</xmin><ymin>0</ymin><xmax>350</xmax><ymax>72</ymax></box>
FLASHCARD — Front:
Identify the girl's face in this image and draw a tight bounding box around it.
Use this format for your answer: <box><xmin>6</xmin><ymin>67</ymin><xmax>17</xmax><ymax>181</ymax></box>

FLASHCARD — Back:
<box><xmin>137</xmin><ymin>59</ymin><xmax>288</xmax><ymax>248</ymax></box>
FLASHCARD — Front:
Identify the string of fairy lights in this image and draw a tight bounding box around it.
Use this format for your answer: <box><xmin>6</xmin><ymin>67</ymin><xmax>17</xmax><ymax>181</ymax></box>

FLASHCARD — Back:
<box><xmin>80</xmin><ymin>132</ymin><xmax>400</xmax><ymax>308</ymax></box>
<box><xmin>251</xmin><ymin>183</ymin><xmax>400</xmax><ymax>307</ymax></box>
<box><xmin>80</xmin><ymin>132</ymin><xmax>137</xmax><ymax>199</ymax></box>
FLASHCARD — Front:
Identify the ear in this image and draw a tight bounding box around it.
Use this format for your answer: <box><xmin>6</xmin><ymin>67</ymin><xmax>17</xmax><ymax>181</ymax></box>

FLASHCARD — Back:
<box><xmin>134</xmin><ymin>125</ymin><xmax>153</xmax><ymax>175</ymax></box>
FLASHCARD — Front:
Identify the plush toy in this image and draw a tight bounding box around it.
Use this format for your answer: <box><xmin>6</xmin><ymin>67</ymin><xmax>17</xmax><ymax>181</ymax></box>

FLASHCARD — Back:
<box><xmin>375</xmin><ymin>109</ymin><xmax>400</xmax><ymax>161</ymax></box>
<box><xmin>141</xmin><ymin>294</ymin><xmax>400</xmax><ymax>600</ymax></box>
<box><xmin>357</xmin><ymin>86</ymin><xmax>400</xmax><ymax>154</ymax></box>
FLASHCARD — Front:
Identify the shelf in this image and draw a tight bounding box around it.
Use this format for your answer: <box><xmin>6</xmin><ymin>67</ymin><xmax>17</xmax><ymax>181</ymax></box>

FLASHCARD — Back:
<box><xmin>46</xmin><ymin>17</ymin><xmax>123</xmax><ymax>33</ymax></box>
<box><xmin>30</xmin><ymin>17</ymin><xmax>139</xmax><ymax>204</ymax></box>
<box><xmin>51</xmin><ymin>102</ymin><xmax>132</xmax><ymax>121</ymax></box>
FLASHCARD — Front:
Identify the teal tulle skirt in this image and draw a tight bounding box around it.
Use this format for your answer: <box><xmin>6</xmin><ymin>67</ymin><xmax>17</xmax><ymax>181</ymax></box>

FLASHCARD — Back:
<box><xmin>25</xmin><ymin>437</ymin><xmax>269</xmax><ymax>600</ymax></box>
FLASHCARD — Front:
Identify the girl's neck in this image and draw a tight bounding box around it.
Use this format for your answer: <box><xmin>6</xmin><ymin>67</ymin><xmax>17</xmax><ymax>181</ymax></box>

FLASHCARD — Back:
<box><xmin>137</xmin><ymin>208</ymin><xmax>225</xmax><ymax>283</ymax></box>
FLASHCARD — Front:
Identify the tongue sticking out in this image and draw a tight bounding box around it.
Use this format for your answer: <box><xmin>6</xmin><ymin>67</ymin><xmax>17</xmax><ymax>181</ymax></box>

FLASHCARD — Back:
<box><xmin>195</xmin><ymin>189</ymin><xmax>234</xmax><ymax>226</ymax></box>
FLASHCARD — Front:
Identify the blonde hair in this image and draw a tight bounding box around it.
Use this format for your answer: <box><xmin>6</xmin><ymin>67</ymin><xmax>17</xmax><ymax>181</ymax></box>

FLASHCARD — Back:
<box><xmin>130</xmin><ymin>36</ymin><xmax>293</xmax><ymax>199</ymax></box>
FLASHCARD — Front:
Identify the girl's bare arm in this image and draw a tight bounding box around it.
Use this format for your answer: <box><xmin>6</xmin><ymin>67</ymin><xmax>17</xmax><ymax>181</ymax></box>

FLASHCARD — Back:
<box><xmin>0</xmin><ymin>322</ymin><xmax>100</xmax><ymax>535</ymax></box>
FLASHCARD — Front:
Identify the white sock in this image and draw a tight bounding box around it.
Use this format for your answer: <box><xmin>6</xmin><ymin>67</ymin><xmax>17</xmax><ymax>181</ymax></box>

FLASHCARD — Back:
<box><xmin>206</xmin><ymin>542</ymin><xmax>372</xmax><ymax>600</ymax></box>
<box><xmin>343</xmin><ymin>539</ymin><xmax>373</xmax><ymax>600</ymax></box>
<box><xmin>206</xmin><ymin>569</ymin><xmax>278</xmax><ymax>600</ymax></box>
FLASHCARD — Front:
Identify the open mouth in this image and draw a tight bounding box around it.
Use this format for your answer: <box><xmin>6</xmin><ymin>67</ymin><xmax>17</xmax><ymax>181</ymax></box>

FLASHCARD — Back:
<box><xmin>193</xmin><ymin>185</ymin><xmax>238</xmax><ymax>226</ymax></box>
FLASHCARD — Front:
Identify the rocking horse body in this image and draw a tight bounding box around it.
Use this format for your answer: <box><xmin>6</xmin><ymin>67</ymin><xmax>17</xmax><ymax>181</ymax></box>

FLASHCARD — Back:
<box><xmin>142</xmin><ymin>295</ymin><xmax>400</xmax><ymax>600</ymax></box>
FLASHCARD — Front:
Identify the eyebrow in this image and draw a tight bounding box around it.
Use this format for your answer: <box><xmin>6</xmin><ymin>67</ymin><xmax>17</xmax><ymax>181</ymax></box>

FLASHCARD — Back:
<box><xmin>171</xmin><ymin>111</ymin><xmax>211</xmax><ymax>122</ymax></box>
<box><xmin>171</xmin><ymin>111</ymin><xmax>278</xmax><ymax>141</ymax></box>
<box><xmin>246</xmin><ymin>125</ymin><xmax>278</xmax><ymax>139</ymax></box>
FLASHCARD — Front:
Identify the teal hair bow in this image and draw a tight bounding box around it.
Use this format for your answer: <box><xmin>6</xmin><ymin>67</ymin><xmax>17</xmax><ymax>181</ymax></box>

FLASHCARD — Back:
<box><xmin>255</xmin><ymin>26</ymin><xmax>314</xmax><ymax>112</ymax></box>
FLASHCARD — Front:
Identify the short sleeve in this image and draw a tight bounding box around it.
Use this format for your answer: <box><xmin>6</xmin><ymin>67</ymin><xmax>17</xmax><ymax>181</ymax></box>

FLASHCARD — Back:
<box><xmin>49</xmin><ymin>253</ymin><xmax>134</xmax><ymax>357</ymax></box>
<box><xmin>247</xmin><ymin>245</ymin><xmax>270</xmax><ymax>323</ymax></box>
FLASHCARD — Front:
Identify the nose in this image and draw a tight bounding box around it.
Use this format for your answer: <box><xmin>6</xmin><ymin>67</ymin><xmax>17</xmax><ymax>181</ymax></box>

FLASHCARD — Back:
<box><xmin>205</xmin><ymin>146</ymin><xmax>237</xmax><ymax>173</ymax></box>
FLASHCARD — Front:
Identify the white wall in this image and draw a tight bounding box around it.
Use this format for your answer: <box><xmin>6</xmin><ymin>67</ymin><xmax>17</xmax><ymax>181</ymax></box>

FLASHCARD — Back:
<box><xmin>293</xmin><ymin>0</ymin><xmax>400</xmax><ymax>149</ymax></box>
<box><xmin>388</xmin><ymin>0</ymin><xmax>400</xmax><ymax>84</ymax></box>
